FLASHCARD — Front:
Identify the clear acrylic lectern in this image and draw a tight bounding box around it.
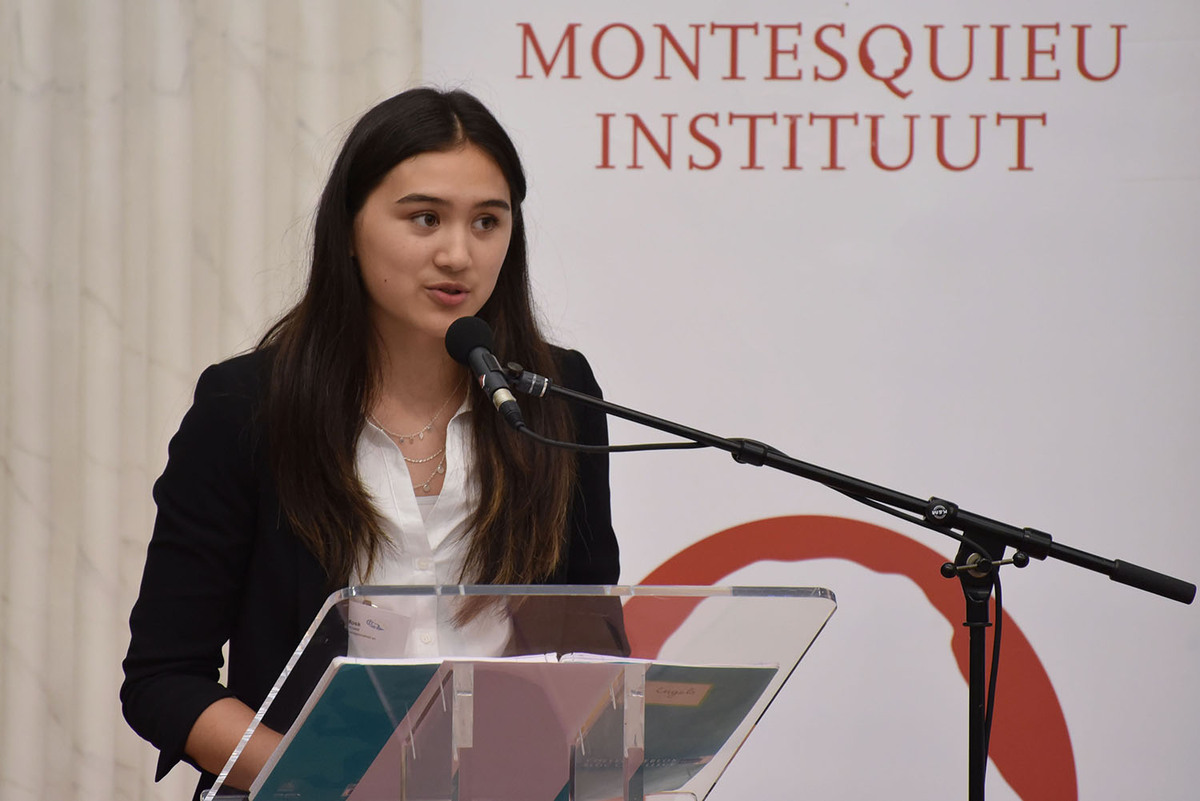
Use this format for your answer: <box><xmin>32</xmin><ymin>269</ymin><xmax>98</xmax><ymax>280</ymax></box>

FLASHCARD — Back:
<box><xmin>204</xmin><ymin>585</ymin><xmax>835</xmax><ymax>801</ymax></box>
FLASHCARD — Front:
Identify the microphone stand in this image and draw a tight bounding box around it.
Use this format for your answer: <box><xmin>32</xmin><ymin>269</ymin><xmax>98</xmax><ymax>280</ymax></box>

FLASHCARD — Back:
<box><xmin>505</xmin><ymin>364</ymin><xmax>1196</xmax><ymax>801</ymax></box>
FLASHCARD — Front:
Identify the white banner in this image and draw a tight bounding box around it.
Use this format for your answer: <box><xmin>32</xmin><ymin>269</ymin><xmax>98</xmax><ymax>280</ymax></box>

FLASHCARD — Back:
<box><xmin>423</xmin><ymin>2</ymin><xmax>1199</xmax><ymax>798</ymax></box>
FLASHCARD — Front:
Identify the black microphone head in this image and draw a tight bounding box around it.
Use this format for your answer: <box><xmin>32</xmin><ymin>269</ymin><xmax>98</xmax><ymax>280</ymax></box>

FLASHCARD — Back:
<box><xmin>445</xmin><ymin>316</ymin><xmax>494</xmax><ymax>365</ymax></box>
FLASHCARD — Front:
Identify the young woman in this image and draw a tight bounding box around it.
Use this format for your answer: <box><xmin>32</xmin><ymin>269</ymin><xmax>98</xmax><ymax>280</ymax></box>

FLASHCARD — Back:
<box><xmin>121</xmin><ymin>87</ymin><xmax>620</xmax><ymax>797</ymax></box>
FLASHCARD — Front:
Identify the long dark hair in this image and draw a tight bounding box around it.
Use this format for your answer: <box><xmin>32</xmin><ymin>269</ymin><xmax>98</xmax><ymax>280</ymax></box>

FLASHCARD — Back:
<box><xmin>259</xmin><ymin>87</ymin><xmax>575</xmax><ymax>588</ymax></box>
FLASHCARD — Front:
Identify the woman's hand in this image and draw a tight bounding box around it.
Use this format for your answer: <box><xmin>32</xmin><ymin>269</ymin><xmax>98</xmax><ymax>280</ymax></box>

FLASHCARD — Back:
<box><xmin>186</xmin><ymin>697</ymin><xmax>283</xmax><ymax>790</ymax></box>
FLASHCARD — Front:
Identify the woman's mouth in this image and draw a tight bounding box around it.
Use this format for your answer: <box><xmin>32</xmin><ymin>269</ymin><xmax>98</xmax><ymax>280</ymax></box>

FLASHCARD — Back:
<box><xmin>428</xmin><ymin>284</ymin><xmax>469</xmax><ymax>306</ymax></box>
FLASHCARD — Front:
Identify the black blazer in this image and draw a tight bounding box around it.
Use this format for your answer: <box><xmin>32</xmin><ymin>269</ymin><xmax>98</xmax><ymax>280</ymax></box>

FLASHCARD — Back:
<box><xmin>120</xmin><ymin>347</ymin><xmax>620</xmax><ymax>793</ymax></box>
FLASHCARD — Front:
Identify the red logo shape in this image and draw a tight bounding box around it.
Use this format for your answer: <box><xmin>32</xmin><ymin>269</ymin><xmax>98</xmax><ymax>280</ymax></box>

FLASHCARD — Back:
<box><xmin>628</xmin><ymin>515</ymin><xmax>1076</xmax><ymax>800</ymax></box>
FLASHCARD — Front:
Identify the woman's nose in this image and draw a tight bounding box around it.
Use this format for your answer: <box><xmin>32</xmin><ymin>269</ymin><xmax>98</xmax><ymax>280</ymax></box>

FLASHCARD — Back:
<box><xmin>433</xmin><ymin>226</ymin><xmax>471</xmax><ymax>271</ymax></box>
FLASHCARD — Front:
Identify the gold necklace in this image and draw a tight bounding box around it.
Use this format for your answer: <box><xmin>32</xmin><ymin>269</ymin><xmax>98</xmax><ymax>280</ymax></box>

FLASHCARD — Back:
<box><xmin>401</xmin><ymin>446</ymin><xmax>445</xmax><ymax>465</ymax></box>
<box><xmin>411</xmin><ymin>454</ymin><xmax>447</xmax><ymax>495</ymax></box>
<box><xmin>368</xmin><ymin>377</ymin><xmax>462</xmax><ymax>494</ymax></box>
<box><xmin>367</xmin><ymin>376</ymin><xmax>464</xmax><ymax>444</ymax></box>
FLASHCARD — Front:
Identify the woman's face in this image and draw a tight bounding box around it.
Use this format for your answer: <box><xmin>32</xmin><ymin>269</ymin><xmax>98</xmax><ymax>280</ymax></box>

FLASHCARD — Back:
<box><xmin>353</xmin><ymin>143</ymin><xmax>513</xmax><ymax>348</ymax></box>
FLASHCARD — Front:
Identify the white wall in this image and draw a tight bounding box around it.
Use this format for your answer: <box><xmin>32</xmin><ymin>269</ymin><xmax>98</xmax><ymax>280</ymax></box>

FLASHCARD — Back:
<box><xmin>422</xmin><ymin>1</ymin><xmax>1200</xmax><ymax>798</ymax></box>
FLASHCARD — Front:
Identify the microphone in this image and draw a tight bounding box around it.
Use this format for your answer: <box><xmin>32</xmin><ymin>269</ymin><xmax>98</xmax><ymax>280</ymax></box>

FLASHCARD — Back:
<box><xmin>445</xmin><ymin>317</ymin><xmax>525</xmax><ymax>431</ymax></box>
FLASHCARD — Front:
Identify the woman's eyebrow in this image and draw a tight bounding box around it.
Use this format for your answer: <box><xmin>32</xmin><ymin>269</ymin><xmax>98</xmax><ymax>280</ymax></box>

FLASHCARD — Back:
<box><xmin>395</xmin><ymin>193</ymin><xmax>511</xmax><ymax>212</ymax></box>
<box><xmin>395</xmin><ymin>193</ymin><xmax>446</xmax><ymax>205</ymax></box>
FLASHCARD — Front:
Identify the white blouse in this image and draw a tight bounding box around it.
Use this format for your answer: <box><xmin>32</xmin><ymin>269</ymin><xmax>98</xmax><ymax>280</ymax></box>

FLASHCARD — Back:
<box><xmin>349</xmin><ymin>401</ymin><xmax>511</xmax><ymax>659</ymax></box>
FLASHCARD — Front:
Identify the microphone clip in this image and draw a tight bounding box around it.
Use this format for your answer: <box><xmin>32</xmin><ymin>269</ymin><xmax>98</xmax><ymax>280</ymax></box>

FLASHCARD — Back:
<box><xmin>503</xmin><ymin>362</ymin><xmax>551</xmax><ymax>397</ymax></box>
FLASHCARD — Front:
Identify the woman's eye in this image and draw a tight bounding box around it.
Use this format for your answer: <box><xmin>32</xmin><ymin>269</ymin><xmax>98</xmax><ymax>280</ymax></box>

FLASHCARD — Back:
<box><xmin>473</xmin><ymin>215</ymin><xmax>498</xmax><ymax>232</ymax></box>
<box><xmin>412</xmin><ymin>212</ymin><xmax>438</xmax><ymax>228</ymax></box>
